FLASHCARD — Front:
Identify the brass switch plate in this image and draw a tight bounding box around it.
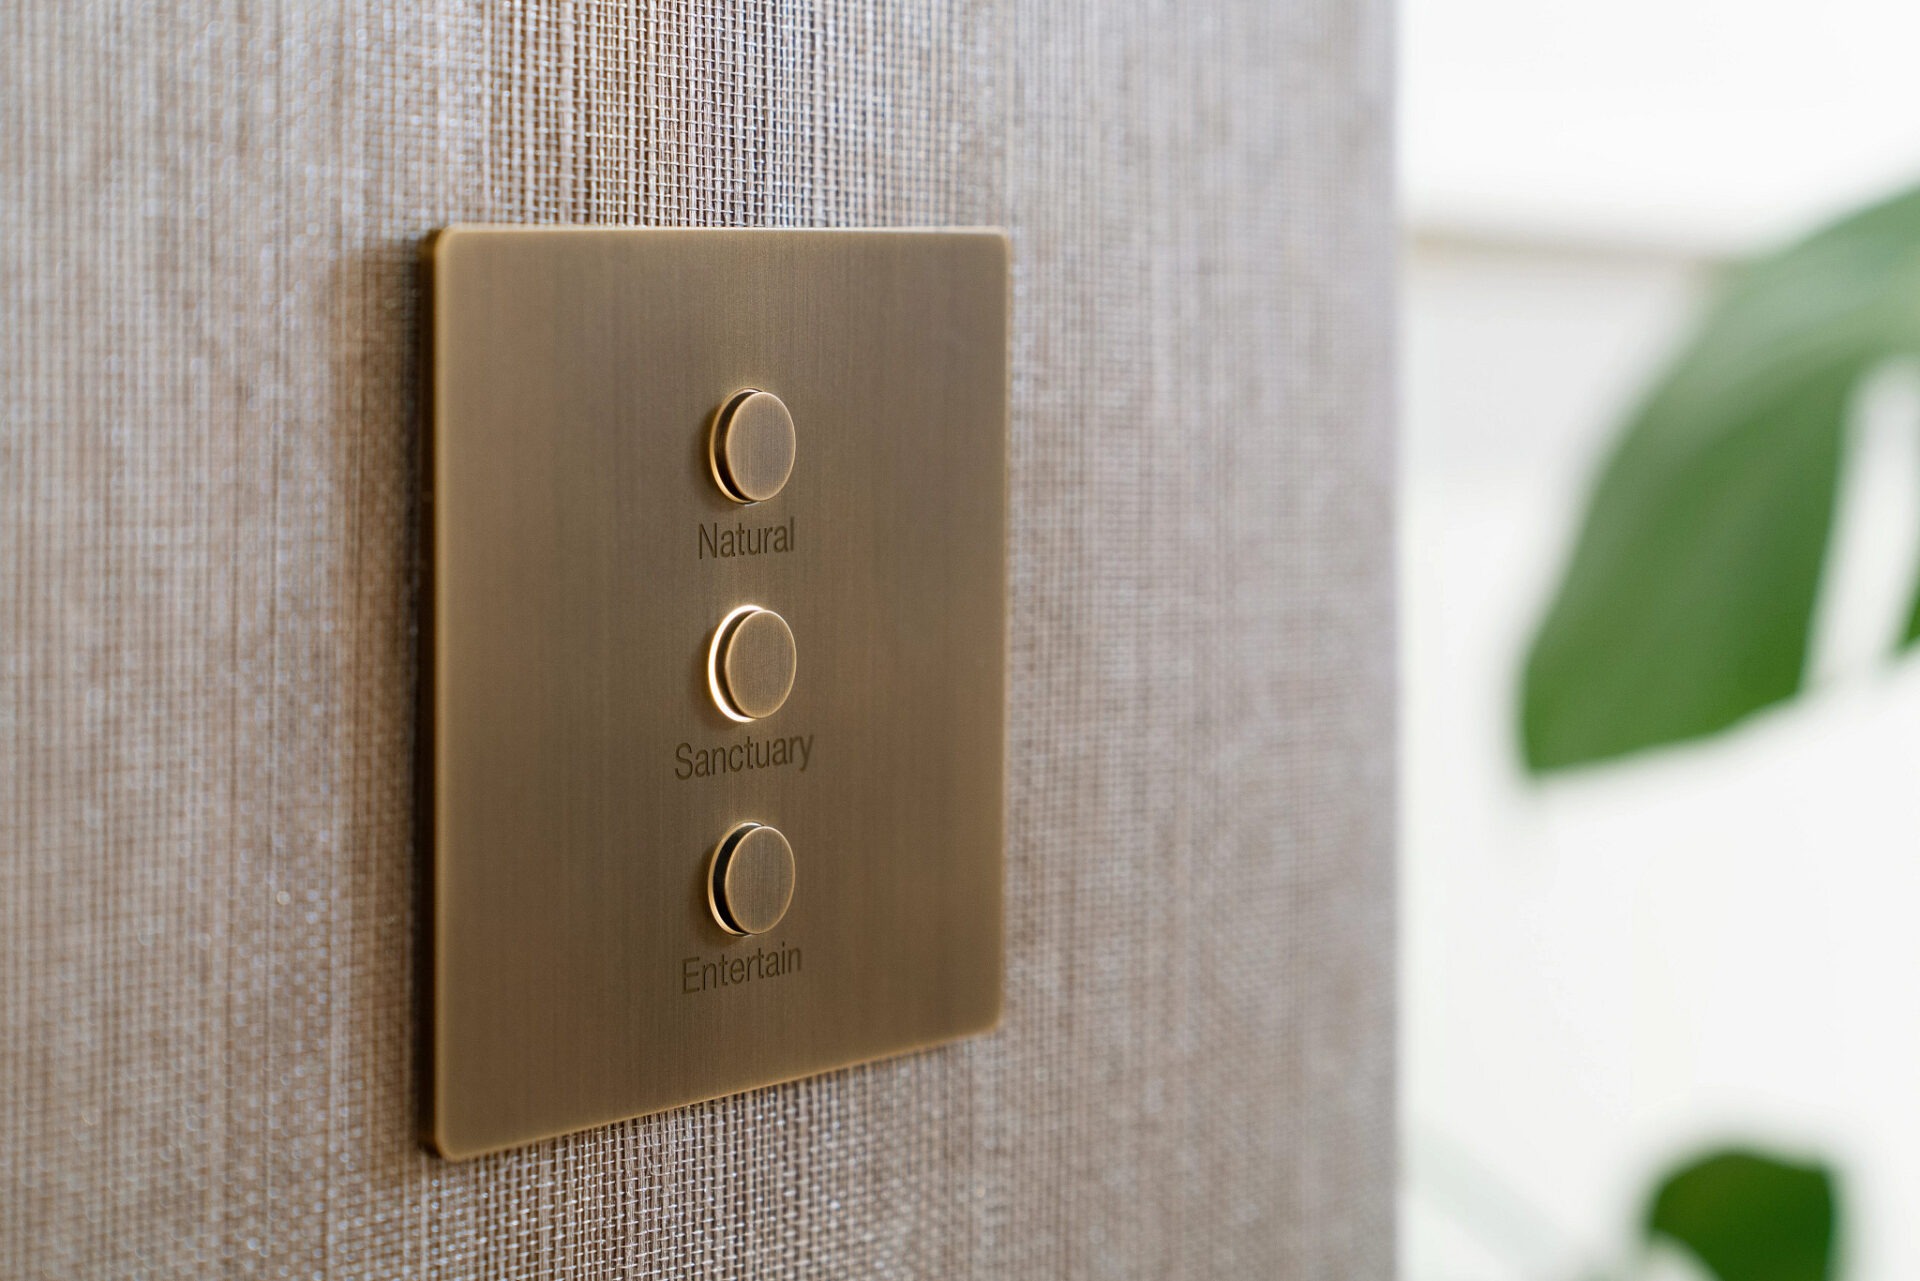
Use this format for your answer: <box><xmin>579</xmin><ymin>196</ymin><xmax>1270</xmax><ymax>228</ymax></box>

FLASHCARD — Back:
<box><xmin>420</xmin><ymin>227</ymin><xmax>1008</xmax><ymax>1159</ymax></box>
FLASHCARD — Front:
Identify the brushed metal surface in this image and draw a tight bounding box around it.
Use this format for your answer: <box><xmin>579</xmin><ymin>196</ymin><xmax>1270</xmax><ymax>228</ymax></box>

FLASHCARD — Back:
<box><xmin>421</xmin><ymin>226</ymin><xmax>1009</xmax><ymax>1159</ymax></box>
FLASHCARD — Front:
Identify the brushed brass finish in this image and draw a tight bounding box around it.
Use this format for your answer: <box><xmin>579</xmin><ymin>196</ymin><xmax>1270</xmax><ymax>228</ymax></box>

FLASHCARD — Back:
<box><xmin>710</xmin><ymin>389</ymin><xmax>796</xmax><ymax>503</ymax></box>
<box><xmin>421</xmin><ymin>226</ymin><xmax>1009</xmax><ymax>1159</ymax></box>
<box><xmin>708</xmin><ymin>823</ymin><xmax>797</xmax><ymax>935</ymax></box>
<box><xmin>709</xmin><ymin>604</ymin><xmax>797</xmax><ymax>721</ymax></box>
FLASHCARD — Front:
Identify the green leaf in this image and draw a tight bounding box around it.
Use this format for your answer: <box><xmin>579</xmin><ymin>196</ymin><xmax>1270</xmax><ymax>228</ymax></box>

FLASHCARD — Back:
<box><xmin>1644</xmin><ymin>1148</ymin><xmax>1836</xmax><ymax>1281</ymax></box>
<box><xmin>1905</xmin><ymin>554</ymin><xmax>1920</xmax><ymax>647</ymax></box>
<box><xmin>1521</xmin><ymin>183</ymin><xmax>1920</xmax><ymax>772</ymax></box>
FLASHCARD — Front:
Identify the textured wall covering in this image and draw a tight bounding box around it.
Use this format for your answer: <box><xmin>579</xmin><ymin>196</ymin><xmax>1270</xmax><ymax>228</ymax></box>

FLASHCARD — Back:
<box><xmin>1</xmin><ymin>1</ymin><xmax>1392</xmax><ymax>1276</ymax></box>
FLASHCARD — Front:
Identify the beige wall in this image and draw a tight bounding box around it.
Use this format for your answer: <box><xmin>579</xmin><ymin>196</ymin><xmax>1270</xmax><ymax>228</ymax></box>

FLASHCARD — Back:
<box><xmin>0</xmin><ymin>2</ymin><xmax>1393</xmax><ymax>1276</ymax></box>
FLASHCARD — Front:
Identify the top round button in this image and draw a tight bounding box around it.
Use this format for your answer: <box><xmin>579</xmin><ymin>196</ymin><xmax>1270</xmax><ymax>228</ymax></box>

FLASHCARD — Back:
<box><xmin>709</xmin><ymin>389</ymin><xmax>796</xmax><ymax>503</ymax></box>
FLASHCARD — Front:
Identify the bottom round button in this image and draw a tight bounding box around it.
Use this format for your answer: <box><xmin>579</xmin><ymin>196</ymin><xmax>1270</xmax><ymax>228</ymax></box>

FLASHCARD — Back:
<box><xmin>707</xmin><ymin>823</ymin><xmax>796</xmax><ymax>935</ymax></box>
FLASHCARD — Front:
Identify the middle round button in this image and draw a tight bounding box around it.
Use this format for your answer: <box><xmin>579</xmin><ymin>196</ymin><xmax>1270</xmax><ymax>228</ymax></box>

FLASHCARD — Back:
<box><xmin>709</xmin><ymin>606</ymin><xmax>797</xmax><ymax>721</ymax></box>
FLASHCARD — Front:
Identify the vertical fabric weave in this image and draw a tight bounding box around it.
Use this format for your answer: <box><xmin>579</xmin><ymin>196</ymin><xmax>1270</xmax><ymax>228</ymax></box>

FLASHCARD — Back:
<box><xmin>0</xmin><ymin>1</ymin><xmax>1392</xmax><ymax>1275</ymax></box>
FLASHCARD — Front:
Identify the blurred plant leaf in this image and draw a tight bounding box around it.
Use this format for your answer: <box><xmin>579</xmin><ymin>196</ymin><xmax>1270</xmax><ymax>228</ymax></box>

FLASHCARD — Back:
<box><xmin>1521</xmin><ymin>184</ymin><xmax>1920</xmax><ymax>772</ymax></box>
<box><xmin>1644</xmin><ymin>1148</ymin><xmax>1836</xmax><ymax>1281</ymax></box>
<box><xmin>1906</xmin><ymin>553</ymin><xmax>1920</xmax><ymax>646</ymax></box>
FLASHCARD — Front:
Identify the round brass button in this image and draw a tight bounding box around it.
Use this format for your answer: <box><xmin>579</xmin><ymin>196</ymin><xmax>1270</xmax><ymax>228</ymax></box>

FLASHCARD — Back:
<box><xmin>709</xmin><ymin>389</ymin><xmax>795</xmax><ymax>503</ymax></box>
<box><xmin>708</xmin><ymin>605</ymin><xmax>797</xmax><ymax>721</ymax></box>
<box><xmin>708</xmin><ymin>823</ymin><xmax>795</xmax><ymax>935</ymax></box>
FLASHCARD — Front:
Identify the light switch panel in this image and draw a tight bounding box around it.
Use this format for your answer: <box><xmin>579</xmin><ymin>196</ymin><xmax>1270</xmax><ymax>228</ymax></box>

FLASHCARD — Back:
<box><xmin>420</xmin><ymin>227</ymin><xmax>1009</xmax><ymax>1159</ymax></box>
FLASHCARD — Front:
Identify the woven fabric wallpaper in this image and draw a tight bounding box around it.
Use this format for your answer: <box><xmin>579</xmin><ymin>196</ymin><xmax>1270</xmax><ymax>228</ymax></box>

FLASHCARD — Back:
<box><xmin>1</xmin><ymin>2</ymin><xmax>1392</xmax><ymax>1276</ymax></box>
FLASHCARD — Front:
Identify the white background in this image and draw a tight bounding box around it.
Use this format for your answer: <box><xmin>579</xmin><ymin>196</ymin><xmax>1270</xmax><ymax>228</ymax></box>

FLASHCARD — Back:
<box><xmin>1401</xmin><ymin>1</ymin><xmax>1920</xmax><ymax>1275</ymax></box>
